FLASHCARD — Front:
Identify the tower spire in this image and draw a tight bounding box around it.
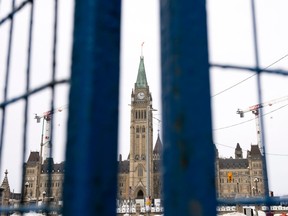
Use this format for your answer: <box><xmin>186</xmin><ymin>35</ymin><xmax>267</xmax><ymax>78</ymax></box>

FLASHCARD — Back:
<box><xmin>141</xmin><ymin>42</ymin><xmax>144</xmax><ymax>58</ymax></box>
<box><xmin>135</xmin><ymin>46</ymin><xmax>148</xmax><ymax>88</ymax></box>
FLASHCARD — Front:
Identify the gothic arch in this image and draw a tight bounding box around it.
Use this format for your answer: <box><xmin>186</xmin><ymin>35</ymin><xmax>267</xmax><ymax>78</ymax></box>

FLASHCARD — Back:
<box><xmin>136</xmin><ymin>189</ymin><xmax>144</xmax><ymax>199</ymax></box>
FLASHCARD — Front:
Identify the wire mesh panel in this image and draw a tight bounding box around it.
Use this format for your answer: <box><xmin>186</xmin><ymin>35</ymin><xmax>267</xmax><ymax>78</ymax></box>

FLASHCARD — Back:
<box><xmin>2</xmin><ymin>0</ymin><xmax>288</xmax><ymax>215</ymax></box>
<box><xmin>208</xmin><ymin>0</ymin><xmax>288</xmax><ymax>214</ymax></box>
<box><xmin>0</xmin><ymin>0</ymin><xmax>71</xmax><ymax>214</ymax></box>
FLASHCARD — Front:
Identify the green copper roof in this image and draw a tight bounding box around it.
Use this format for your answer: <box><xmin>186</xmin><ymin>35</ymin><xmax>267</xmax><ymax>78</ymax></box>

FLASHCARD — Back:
<box><xmin>135</xmin><ymin>56</ymin><xmax>148</xmax><ymax>88</ymax></box>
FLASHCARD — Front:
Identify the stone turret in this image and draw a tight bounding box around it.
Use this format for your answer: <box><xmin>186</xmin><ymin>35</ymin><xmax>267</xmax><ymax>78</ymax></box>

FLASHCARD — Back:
<box><xmin>235</xmin><ymin>143</ymin><xmax>243</xmax><ymax>159</ymax></box>
<box><xmin>0</xmin><ymin>170</ymin><xmax>11</xmax><ymax>205</ymax></box>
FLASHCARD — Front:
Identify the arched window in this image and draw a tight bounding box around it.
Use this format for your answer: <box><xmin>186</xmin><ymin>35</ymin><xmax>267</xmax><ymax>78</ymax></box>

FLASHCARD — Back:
<box><xmin>137</xmin><ymin>190</ymin><xmax>144</xmax><ymax>199</ymax></box>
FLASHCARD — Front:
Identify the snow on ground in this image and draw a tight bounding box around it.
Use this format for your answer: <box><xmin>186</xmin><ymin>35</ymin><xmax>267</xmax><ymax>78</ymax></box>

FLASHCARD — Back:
<box><xmin>219</xmin><ymin>210</ymin><xmax>288</xmax><ymax>216</ymax></box>
<box><xmin>218</xmin><ymin>213</ymin><xmax>246</xmax><ymax>216</ymax></box>
<box><xmin>11</xmin><ymin>213</ymin><xmax>45</xmax><ymax>216</ymax></box>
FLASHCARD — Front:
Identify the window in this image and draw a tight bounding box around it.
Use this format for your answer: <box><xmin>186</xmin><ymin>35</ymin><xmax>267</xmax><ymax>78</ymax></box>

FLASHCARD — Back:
<box><xmin>138</xmin><ymin>166</ymin><xmax>143</xmax><ymax>177</ymax></box>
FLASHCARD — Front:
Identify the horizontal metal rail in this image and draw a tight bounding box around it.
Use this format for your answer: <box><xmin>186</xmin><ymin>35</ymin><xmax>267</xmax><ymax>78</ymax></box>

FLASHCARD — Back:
<box><xmin>0</xmin><ymin>204</ymin><xmax>61</xmax><ymax>214</ymax></box>
<box><xmin>218</xmin><ymin>197</ymin><xmax>288</xmax><ymax>206</ymax></box>
<box><xmin>0</xmin><ymin>79</ymin><xmax>69</xmax><ymax>108</ymax></box>
<box><xmin>211</xmin><ymin>63</ymin><xmax>288</xmax><ymax>76</ymax></box>
<box><xmin>0</xmin><ymin>0</ymin><xmax>31</xmax><ymax>25</ymax></box>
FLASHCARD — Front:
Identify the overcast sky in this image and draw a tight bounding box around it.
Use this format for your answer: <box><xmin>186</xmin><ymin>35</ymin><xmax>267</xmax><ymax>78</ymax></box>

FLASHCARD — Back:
<box><xmin>1</xmin><ymin>0</ymin><xmax>288</xmax><ymax>196</ymax></box>
<box><xmin>120</xmin><ymin>0</ymin><xmax>288</xmax><ymax>196</ymax></box>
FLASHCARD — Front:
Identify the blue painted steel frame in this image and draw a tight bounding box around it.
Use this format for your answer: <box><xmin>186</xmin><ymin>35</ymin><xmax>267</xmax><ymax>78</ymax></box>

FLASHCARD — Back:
<box><xmin>64</xmin><ymin>0</ymin><xmax>215</xmax><ymax>215</ymax></box>
<box><xmin>160</xmin><ymin>0</ymin><xmax>217</xmax><ymax>215</ymax></box>
<box><xmin>62</xmin><ymin>0</ymin><xmax>121</xmax><ymax>215</ymax></box>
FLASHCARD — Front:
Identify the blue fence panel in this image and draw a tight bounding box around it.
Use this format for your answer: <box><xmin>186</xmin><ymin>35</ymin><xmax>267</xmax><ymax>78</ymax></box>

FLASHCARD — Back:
<box><xmin>160</xmin><ymin>0</ymin><xmax>217</xmax><ymax>215</ymax></box>
<box><xmin>2</xmin><ymin>0</ymin><xmax>288</xmax><ymax>215</ymax></box>
<box><xmin>62</xmin><ymin>0</ymin><xmax>121</xmax><ymax>215</ymax></box>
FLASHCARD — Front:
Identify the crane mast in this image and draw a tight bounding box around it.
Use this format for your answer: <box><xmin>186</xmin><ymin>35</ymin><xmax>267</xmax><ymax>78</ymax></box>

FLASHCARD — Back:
<box><xmin>236</xmin><ymin>95</ymin><xmax>288</xmax><ymax>154</ymax></box>
<box><xmin>34</xmin><ymin>104</ymin><xmax>68</xmax><ymax>163</ymax></box>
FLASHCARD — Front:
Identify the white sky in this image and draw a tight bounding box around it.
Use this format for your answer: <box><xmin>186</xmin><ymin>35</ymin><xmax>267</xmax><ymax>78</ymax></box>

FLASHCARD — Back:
<box><xmin>1</xmin><ymin>0</ymin><xmax>288</xmax><ymax>196</ymax></box>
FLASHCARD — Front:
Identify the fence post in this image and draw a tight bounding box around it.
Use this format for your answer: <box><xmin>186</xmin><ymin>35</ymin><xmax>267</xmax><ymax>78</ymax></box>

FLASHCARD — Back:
<box><xmin>63</xmin><ymin>0</ymin><xmax>121</xmax><ymax>215</ymax></box>
<box><xmin>160</xmin><ymin>0</ymin><xmax>216</xmax><ymax>215</ymax></box>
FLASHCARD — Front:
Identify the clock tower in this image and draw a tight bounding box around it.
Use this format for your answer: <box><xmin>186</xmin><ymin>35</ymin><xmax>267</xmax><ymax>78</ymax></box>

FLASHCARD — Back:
<box><xmin>129</xmin><ymin>55</ymin><xmax>154</xmax><ymax>199</ymax></box>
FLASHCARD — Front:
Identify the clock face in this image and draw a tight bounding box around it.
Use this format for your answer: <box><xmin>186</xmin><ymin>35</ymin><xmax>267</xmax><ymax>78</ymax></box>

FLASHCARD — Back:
<box><xmin>137</xmin><ymin>92</ymin><xmax>145</xmax><ymax>99</ymax></box>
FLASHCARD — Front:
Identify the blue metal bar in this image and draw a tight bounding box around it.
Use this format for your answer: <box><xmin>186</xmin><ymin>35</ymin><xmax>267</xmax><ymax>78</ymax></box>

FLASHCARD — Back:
<box><xmin>0</xmin><ymin>204</ymin><xmax>61</xmax><ymax>213</ymax></box>
<box><xmin>20</xmin><ymin>0</ymin><xmax>34</xmax><ymax>209</ymax></box>
<box><xmin>0</xmin><ymin>0</ymin><xmax>31</xmax><ymax>25</ymax></box>
<box><xmin>45</xmin><ymin>0</ymin><xmax>58</xmax><ymax>211</ymax></box>
<box><xmin>0</xmin><ymin>79</ymin><xmax>69</xmax><ymax>109</ymax></box>
<box><xmin>160</xmin><ymin>0</ymin><xmax>216</xmax><ymax>215</ymax></box>
<box><xmin>211</xmin><ymin>63</ymin><xmax>288</xmax><ymax>76</ymax></box>
<box><xmin>0</xmin><ymin>0</ymin><xmax>15</xmax><ymax>182</ymax></box>
<box><xmin>63</xmin><ymin>0</ymin><xmax>121</xmax><ymax>215</ymax></box>
<box><xmin>218</xmin><ymin>197</ymin><xmax>288</xmax><ymax>206</ymax></box>
<box><xmin>251</xmin><ymin>0</ymin><xmax>270</xmax><ymax>199</ymax></box>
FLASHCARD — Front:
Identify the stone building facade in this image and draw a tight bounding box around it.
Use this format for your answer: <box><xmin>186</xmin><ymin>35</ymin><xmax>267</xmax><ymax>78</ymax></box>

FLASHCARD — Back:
<box><xmin>0</xmin><ymin>153</ymin><xmax>64</xmax><ymax>206</ymax></box>
<box><xmin>117</xmin><ymin>55</ymin><xmax>265</xmax><ymax>201</ymax></box>
<box><xmin>117</xmin><ymin>55</ymin><xmax>163</xmax><ymax>201</ymax></box>
<box><xmin>215</xmin><ymin>143</ymin><xmax>265</xmax><ymax>198</ymax></box>
<box><xmin>24</xmin><ymin>151</ymin><xmax>64</xmax><ymax>203</ymax></box>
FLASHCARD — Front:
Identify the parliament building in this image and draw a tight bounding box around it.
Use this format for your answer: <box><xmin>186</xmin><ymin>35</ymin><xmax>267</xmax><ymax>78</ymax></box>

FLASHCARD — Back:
<box><xmin>116</xmin><ymin>55</ymin><xmax>265</xmax><ymax>201</ymax></box>
<box><xmin>1</xmin><ymin>55</ymin><xmax>265</xmax><ymax>206</ymax></box>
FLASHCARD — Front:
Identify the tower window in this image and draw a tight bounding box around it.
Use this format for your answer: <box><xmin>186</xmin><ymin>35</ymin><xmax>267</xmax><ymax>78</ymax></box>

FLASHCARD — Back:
<box><xmin>142</xmin><ymin>127</ymin><xmax>145</xmax><ymax>133</ymax></box>
<box><xmin>138</xmin><ymin>167</ymin><xmax>143</xmax><ymax>177</ymax></box>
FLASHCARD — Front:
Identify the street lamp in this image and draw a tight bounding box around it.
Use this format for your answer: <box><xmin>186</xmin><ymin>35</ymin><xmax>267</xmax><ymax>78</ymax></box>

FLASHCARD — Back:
<box><xmin>254</xmin><ymin>177</ymin><xmax>259</xmax><ymax>195</ymax></box>
<box><xmin>42</xmin><ymin>191</ymin><xmax>46</xmax><ymax>203</ymax></box>
<box><xmin>252</xmin><ymin>186</ymin><xmax>256</xmax><ymax>196</ymax></box>
<box><xmin>146</xmin><ymin>105</ymin><xmax>156</xmax><ymax>215</ymax></box>
<box><xmin>146</xmin><ymin>106</ymin><xmax>156</xmax><ymax>198</ymax></box>
<box><xmin>25</xmin><ymin>182</ymin><xmax>29</xmax><ymax>204</ymax></box>
<box><xmin>35</xmin><ymin>114</ymin><xmax>45</xmax><ymax>203</ymax></box>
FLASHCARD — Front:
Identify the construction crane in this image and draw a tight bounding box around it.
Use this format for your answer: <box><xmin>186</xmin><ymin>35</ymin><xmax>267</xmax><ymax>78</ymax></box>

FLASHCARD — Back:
<box><xmin>236</xmin><ymin>95</ymin><xmax>288</xmax><ymax>153</ymax></box>
<box><xmin>34</xmin><ymin>104</ymin><xmax>68</xmax><ymax>202</ymax></box>
<box><xmin>34</xmin><ymin>104</ymin><xmax>68</xmax><ymax>163</ymax></box>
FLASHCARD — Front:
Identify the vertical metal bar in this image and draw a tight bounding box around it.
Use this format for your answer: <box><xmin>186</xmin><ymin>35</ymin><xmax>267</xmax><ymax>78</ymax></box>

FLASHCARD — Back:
<box><xmin>45</xmin><ymin>0</ymin><xmax>58</xmax><ymax>211</ymax></box>
<box><xmin>63</xmin><ymin>0</ymin><xmax>121</xmax><ymax>215</ymax></box>
<box><xmin>0</xmin><ymin>0</ymin><xmax>15</xmax><ymax>183</ymax></box>
<box><xmin>146</xmin><ymin>105</ymin><xmax>150</xmax><ymax>198</ymax></box>
<box><xmin>160</xmin><ymin>0</ymin><xmax>216</xmax><ymax>215</ymax></box>
<box><xmin>20</xmin><ymin>0</ymin><xmax>34</xmax><ymax>209</ymax></box>
<box><xmin>251</xmin><ymin>0</ymin><xmax>270</xmax><ymax>199</ymax></box>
